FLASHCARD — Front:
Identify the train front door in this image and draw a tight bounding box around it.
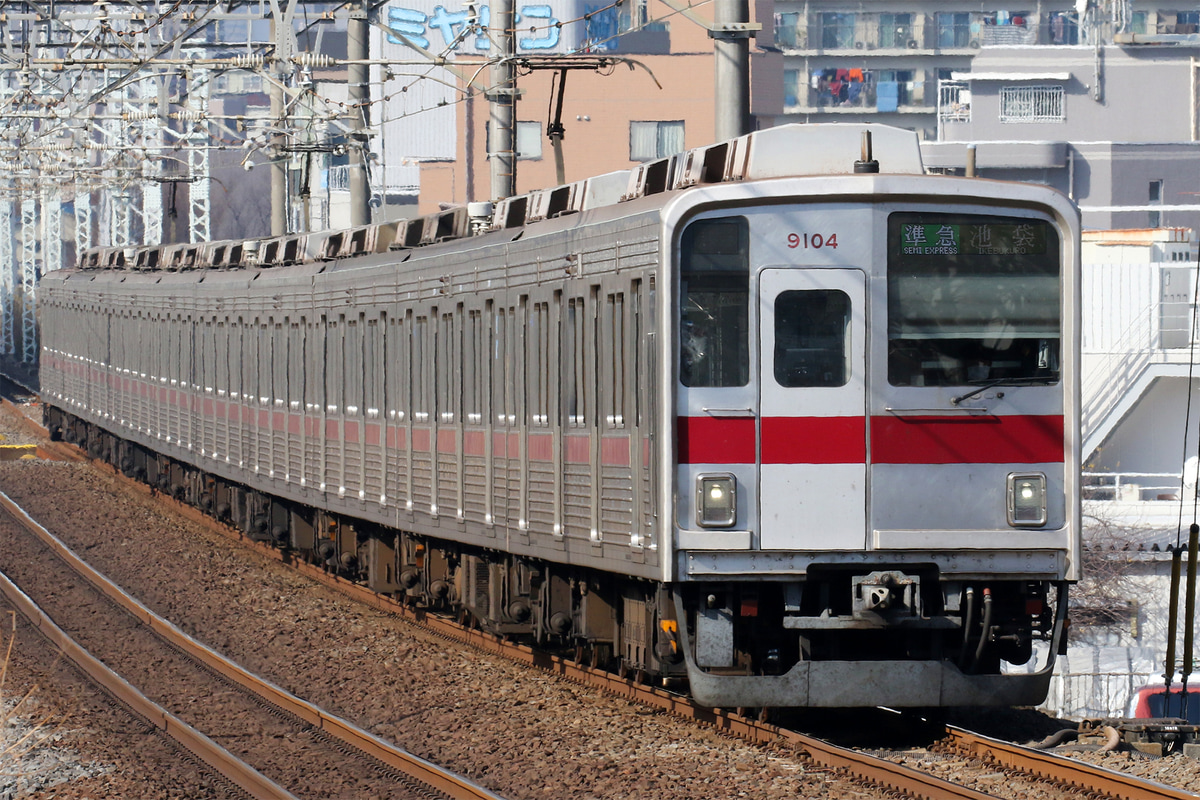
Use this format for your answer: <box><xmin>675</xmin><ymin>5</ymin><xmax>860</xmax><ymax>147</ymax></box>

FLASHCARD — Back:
<box><xmin>758</xmin><ymin>268</ymin><xmax>867</xmax><ymax>550</ymax></box>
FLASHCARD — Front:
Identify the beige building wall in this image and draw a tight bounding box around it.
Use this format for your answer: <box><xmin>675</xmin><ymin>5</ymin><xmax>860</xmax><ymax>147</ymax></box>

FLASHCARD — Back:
<box><xmin>418</xmin><ymin>0</ymin><xmax>729</xmax><ymax>212</ymax></box>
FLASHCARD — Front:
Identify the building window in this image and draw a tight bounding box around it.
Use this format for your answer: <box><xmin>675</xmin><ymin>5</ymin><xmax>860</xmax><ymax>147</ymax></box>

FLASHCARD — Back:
<box><xmin>484</xmin><ymin>121</ymin><xmax>543</xmax><ymax>160</ymax></box>
<box><xmin>784</xmin><ymin>69</ymin><xmax>801</xmax><ymax>107</ymax></box>
<box><xmin>1177</xmin><ymin>11</ymin><xmax>1200</xmax><ymax>33</ymax></box>
<box><xmin>630</xmin><ymin>120</ymin><xmax>684</xmax><ymax>161</ymax></box>
<box><xmin>878</xmin><ymin>13</ymin><xmax>913</xmax><ymax>48</ymax></box>
<box><xmin>1150</xmin><ymin>180</ymin><xmax>1163</xmax><ymax>228</ymax></box>
<box><xmin>814</xmin><ymin>68</ymin><xmax>871</xmax><ymax>107</ymax></box>
<box><xmin>876</xmin><ymin>69</ymin><xmax>913</xmax><ymax>109</ymax></box>
<box><xmin>516</xmin><ymin>121</ymin><xmax>542</xmax><ymax>160</ymax></box>
<box><xmin>999</xmin><ymin>85</ymin><xmax>1065</xmax><ymax>123</ymax></box>
<box><xmin>820</xmin><ymin>12</ymin><xmax>856</xmax><ymax>49</ymax></box>
<box><xmin>1047</xmin><ymin>11</ymin><xmax>1079</xmax><ymax>44</ymax></box>
<box><xmin>775</xmin><ymin>11</ymin><xmax>801</xmax><ymax>47</ymax></box>
<box><xmin>937</xmin><ymin>12</ymin><xmax>972</xmax><ymax>47</ymax></box>
<box><xmin>938</xmin><ymin>80</ymin><xmax>971</xmax><ymax>123</ymax></box>
<box><xmin>1129</xmin><ymin>10</ymin><xmax>1148</xmax><ymax>33</ymax></box>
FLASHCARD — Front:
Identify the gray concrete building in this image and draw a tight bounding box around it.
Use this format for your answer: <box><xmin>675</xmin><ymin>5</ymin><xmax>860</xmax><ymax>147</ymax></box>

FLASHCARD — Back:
<box><xmin>753</xmin><ymin>0</ymin><xmax>1101</xmax><ymax>139</ymax></box>
<box><xmin>922</xmin><ymin>43</ymin><xmax>1200</xmax><ymax>231</ymax></box>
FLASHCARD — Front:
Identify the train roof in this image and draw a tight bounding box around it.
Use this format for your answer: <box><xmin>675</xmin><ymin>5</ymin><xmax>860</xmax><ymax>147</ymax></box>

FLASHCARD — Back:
<box><xmin>74</xmin><ymin>123</ymin><xmax>925</xmax><ymax>274</ymax></box>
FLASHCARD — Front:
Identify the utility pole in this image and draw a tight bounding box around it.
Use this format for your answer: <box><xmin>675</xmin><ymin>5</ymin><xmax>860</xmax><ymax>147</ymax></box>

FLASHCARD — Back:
<box><xmin>712</xmin><ymin>0</ymin><xmax>754</xmax><ymax>141</ymax></box>
<box><xmin>271</xmin><ymin>13</ymin><xmax>289</xmax><ymax>236</ymax></box>
<box><xmin>488</xmin><ymin>0</ymin><xmax>517</xmax><ymax>200</ymax></box>
<box><xmin>347</xmin><ymin>1</ymin><xmax>371</xmax><ymax>226</ymax></box>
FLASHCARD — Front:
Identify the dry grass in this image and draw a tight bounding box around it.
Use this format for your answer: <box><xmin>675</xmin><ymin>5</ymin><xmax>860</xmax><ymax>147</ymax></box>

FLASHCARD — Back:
<box><xmin>0</xmin><ymin>610</ymin><xmax>80</xmax><ymax>793</ymax></box>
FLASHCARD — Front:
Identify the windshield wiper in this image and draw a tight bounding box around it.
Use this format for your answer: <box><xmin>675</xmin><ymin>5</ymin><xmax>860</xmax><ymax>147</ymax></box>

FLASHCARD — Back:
<box><xmin>951</xmin><ymin>376</ymin><xmax>1058</xmax><ymax>405</ymax></box>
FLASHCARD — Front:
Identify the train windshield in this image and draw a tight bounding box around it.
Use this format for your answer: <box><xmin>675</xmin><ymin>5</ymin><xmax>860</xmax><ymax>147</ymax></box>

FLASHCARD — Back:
<box><xmin>886</xmin><ymin>212</ymin><xmax>1061</xmax><ymax>388</ymax></box>
<box><xmin>679</xmin><ymin>217</ymin><xmax>750</xmax><ymax>387</ymax></box>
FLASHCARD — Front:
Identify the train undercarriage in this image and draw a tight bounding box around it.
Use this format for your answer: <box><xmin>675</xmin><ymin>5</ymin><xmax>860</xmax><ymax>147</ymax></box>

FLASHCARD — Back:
<box><xmin>47</xmin><ymin>407</ymin><xmax>1066</xmax><ymax>707</ymax></box>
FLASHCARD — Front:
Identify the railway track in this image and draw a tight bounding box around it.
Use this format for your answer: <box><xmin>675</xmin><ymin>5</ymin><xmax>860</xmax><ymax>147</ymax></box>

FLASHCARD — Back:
<box><xmin>940</xmin><ymin>726</ymin><xmax>1197</xmax><ymax>800</ymax></box>
<box><xmin>81</xmin><ymin>458</ymin><xmax>1193</xmax><ymax>800</ymax></box>
<box><xmin>9</xmin><ymin>419</ymin><xmax>1197</xmax><ymax>800</ymax></box>
<box><xmin>0</xmin><ymin>486</ymin><xmax>504</xmax><ymax>800</ymax></box>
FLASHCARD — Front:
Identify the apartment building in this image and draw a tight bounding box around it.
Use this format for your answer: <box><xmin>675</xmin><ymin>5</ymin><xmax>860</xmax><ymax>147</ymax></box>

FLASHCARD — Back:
<box><xmin>923</xmin><ymin>43</ymin><xmax>1200</xmax><ymax>232</ymax></box>
<box><xmin>756</xmin><ymin>0</ymin><xmax>1130</xmax><ymax>139</ymax></box>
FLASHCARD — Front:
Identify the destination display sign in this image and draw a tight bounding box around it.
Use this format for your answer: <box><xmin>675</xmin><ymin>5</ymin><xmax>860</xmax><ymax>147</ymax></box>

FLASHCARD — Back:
<box><xmin>898</xmin><ymin>221</ymin><xmax>1048</xmax><ymax>256</ymax></box>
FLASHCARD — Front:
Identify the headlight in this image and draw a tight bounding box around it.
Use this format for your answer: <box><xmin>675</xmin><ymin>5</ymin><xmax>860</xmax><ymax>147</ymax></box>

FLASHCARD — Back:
<box><xmin>1007</xmin><ymin>472</ymin><xmax>1047</xmax><ymax>527</ymax></box>
<box><xmin>697</xmin><ymin>473</ymin><xmax>736</xmax><ymax>528</ymax></box>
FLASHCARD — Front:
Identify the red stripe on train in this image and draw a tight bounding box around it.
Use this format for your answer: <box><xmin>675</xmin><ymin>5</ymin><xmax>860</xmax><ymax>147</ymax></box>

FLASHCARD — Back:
<box><xmin>678</xmin><ymin>415</ymin><xmax>1064</xmax><ymax>465</ymax></box>
<box><xmin>601</xmin><ymin>436</ymin><xmax>631</xmax><ymax>467</ymax></box>
<box><xmin>463</xmin><ymin>430</ymin><xmax>486</xmax><ymax>457</ymax></box>
<box><xmin>871</xmin><ymin>414</ymin><xmax>1064</xmax><ymax>464</ymax></box>
<box><xmin>762</xmin><ymin>417</ymin><xmax>866</xmax><ymax>464</ymax></box>
<box><xmin>677</xmin><ymin>417</ymin><xmax>756</xmax><ymax>464</ymax></box>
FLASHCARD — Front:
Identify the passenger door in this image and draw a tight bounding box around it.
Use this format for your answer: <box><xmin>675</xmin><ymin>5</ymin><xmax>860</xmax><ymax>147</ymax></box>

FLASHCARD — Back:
<box><xmin>758</xmin><ymin>268</ymin><xmax>866</xmax><ymax>550</ymax></box>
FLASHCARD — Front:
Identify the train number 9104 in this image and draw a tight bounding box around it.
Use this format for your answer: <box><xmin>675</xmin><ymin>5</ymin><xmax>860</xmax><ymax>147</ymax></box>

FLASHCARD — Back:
<box><xmin>787</xmin><ymin>232</ymin><xmax>839</xmax><ymax>249</ymax></box>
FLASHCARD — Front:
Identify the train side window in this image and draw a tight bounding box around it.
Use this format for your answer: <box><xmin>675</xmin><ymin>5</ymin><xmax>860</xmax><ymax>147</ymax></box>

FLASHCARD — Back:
<box><xmin>565</xmin><ymin>296</ymin><xmax>585</xmax><ymax>427</ymax></box>
<box><xmin>261</xmin><ymin>322</ymin><xmax>272</xmax><ymax>405</ymax></box>
<box><xmin>235</xmin><ymin>319</ymin><xmax>248</xmax><ymax>401</ymax></box>
<box><xmin>145</xmin><ymin>314</ymin><xmax>155</xmax><ymax>380</ymax></box>
<box><xmin>274</xmin><ymin>322</ymin><xmax>286</xmax><ymax>407</ymax></box>
<box><xmin>150</xmin><ymin>314</ymin><xmax>159</xmax><ymax>381</ymax></box>
<box><xmin>311</xmin><ymin>318</ymin><xmax>325</xmax><ymax>415</ymax></box>
<box><xmin>201</xmin><ymin>320</ymin><xmax>212</xmax><ymax>393</ymax></box>
<box><xmin>463</xmin><ymin>310</ymin><xmax>475</xmax><ymax>425</ymax></box>
<box><xmin>773</xmin><ymin>290</ymin><xmax>850</xmax><ymax>388</ymax></box>
<box><xmin>528</xmin><ymin>301</ymin><xmax>550</xmax><ymax>426</ymax></box>
<box><xmin>604</xmin><ymin>291</ymin><xmax>626</xmax><ymax>428</ymax></box>
<box><xmin>679</xmin><ymin>216</ymin><xmax>749</xmax><ymax>388</ymax></box>
<box><xmin>438</xmin><ymin>311</ymin><xmax>456</xmax><ymax>424</ymax></box>
<box><xmin>347</xmin><ymin>316</ymin><xmax>363</xmax><ymax>415</ymax></box>
<box><xmin>492</xmin><ymin>308</ymin><xmax>508</xmax><ymax>425</ymax></box>
<box><xmin>386</xmin><ymin>314</ymin><xmax>407</xmax><ymax>422</ymax></box>
<box><xmin>365</xmin><ymin>317</ymin><xmax>380</xmax><ymax>418</ymax></box>
<box><xmin>289</xmin><ymin>321</ymin><xmax>304</xmax><ymax>411</ymax></box>
<box><xmin>244</xmin><ymin>321</ymin><xmax>255</xmax><ymax>400</ymax></box>
<box><xmin>216</xmin><ymin>321</ymin><xmax>228</xmax><ymax>396</ymax></box>
<box><xmin>466</xmin><ymin>308</ymin><xmax>484</xmax><ymax>424</ymax></box>
<box><xmin>632</xmin><ymin>280</ymin><xmax>643</xmax><ymax>427</ymax></box>
<box><xmin>183</xmin><ymin>318</ymin><xmax>194</xmax><ymax>389</ymax></box>
<box><xmin>169</xmin><ymin>316</ymin><xmax>180</xmax><ymax>385</ymax></box>
<box><xmin>327</xmin><ymin>317</ymin><xmax>343</xmax><ymax>414</ymax></box>
<box><xmin>343</xmin><ymin>317</ymin><xmax>356</xmax><ymax>414</ymax></box>
<box><xmin>252</xmin><ymin>322</ymin><xmax>262</xmax><ymax>403</ymax></box>
<box><xmin>413</xmin><ymin>315</ymin><xmax>428</xmax><ymax>422</ymax></box>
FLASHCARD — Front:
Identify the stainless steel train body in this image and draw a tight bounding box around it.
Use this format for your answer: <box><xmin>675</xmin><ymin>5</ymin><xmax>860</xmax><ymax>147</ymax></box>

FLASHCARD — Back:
<box><xmin>39</xmin><ymin>124</ymin><xmax>1082</xmax><ymax>708</ymax></box>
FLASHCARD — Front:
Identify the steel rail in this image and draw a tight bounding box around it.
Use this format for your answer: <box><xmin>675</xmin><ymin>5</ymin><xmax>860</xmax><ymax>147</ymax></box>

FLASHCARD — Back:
<box><xmin>0</xmin><ymin>568</ymin><xmax>298</xmax><ymax>800</ymax></box>
<box><xmin>946</xmin><ymin>726</ymin><xmax>1199</xmax><ymax>800</ymax></box>
<box><xmin>0</xmin><ymin>489</ymin><xmax>505</xmax><ymax>800</ymax></box>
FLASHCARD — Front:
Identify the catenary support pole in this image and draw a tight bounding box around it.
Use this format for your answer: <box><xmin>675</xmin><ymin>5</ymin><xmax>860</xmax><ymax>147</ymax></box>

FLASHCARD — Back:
<box><xmin>713</xmin><ymin>0</ymin><xmax>752</xmax><ymax>142</ymax></box>
<box><xmin>488</xmin><ymin>0</ymin><xmax>517</xmax><ymax>200</ymax></box>
<box><xmin>347</xmin><ymin>1</ymin><xmax>371</xmax><ymax>226</ymax></box>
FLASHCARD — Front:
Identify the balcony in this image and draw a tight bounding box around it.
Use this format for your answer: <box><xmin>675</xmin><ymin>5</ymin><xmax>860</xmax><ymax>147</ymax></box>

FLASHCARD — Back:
<box><xmin>784</xmin><ymin>68</ymin><xmax>937</xmax><ymax>115</ymax></box>
<box><xmin>771</xmin><ymin>10</ymin><xmax>1081</xmax><ymax>54</ymax></box>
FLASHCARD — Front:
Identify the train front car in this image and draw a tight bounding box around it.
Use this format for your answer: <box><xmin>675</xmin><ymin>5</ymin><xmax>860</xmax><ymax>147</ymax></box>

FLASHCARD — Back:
<box><xmin>664</xmin><ymin>126</ymin><xmax>1080</xmax><ymax>708</ymax></box>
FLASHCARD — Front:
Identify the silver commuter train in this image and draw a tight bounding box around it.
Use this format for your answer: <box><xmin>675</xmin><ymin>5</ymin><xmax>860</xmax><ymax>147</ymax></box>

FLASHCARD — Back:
<box><xmin>40</xmin><ymin>123</ymin><xmax>1081</xmax><ymax>708</ymax></box>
